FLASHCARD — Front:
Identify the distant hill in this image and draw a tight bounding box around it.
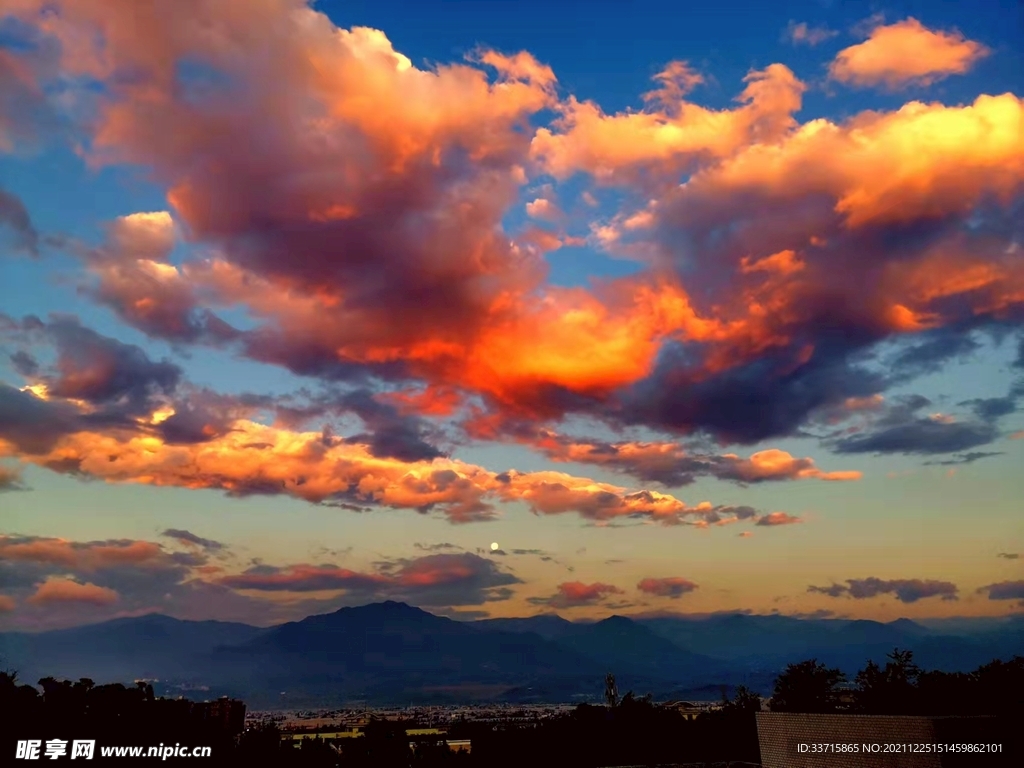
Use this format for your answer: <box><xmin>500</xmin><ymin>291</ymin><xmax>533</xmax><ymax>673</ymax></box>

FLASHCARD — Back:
<box><xmin>1</xmin><ymin>603</ymin><xmax>1020</xmax><ymax>707</ymax></box>
<box><xmin>474</xmin><ymin>614</ymin><xmax>575</xmax><ymax>641</ymax></box>
<box><xmin>489</xmin><ymin>614</ymin><xmax>725</xmax><ymax>681</ymax></box>
<box><xmin>631</xmin><ymin>613</ymin><xmax>1024</xmax><ymax>675</ymax></box>
<box><xmin>0</xmin><ymin>613</ymin><xmax>263</xmax><ymax>686</ymax></box>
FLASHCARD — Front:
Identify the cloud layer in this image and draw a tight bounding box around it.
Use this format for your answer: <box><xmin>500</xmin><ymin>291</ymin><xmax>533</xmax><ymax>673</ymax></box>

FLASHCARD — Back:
<box><xmin>0</xmin><ymin>2</ymin><xmax>1021</xmax><ymax>624</ymax></box>
<box><xmin>808</xmin><ymin>577</ymin><xmax>959</xmax><ymax>603</ymax></box>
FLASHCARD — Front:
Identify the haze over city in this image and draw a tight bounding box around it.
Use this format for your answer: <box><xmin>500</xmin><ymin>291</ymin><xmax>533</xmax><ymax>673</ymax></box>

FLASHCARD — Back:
<box><xmin>1</xmin><ymin>0</ymin><xmax>1022</xmax><ymax>637</ymax></box>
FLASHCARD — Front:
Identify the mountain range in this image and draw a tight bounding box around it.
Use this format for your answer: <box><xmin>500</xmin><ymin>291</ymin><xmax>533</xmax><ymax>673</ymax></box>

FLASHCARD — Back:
<box><xmin>1</xmin><ymin>603</ymin><xmax>1021</xmax><ymax>708</ymax></box>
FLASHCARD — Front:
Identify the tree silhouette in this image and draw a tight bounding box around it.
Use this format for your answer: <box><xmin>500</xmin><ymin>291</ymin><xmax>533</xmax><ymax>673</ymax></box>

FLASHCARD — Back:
<box><xmin>855</xmin><ymin>647</ymin><xmax>922</xmax><ymax>714</ymax></box>
<box><xmin>722</xmin><ymin>685</ymin><xmax>763</xmax><ymax>715</ymax></box>
<box><xmin>770</xmin><ymin>658</ymin><xmax>846</xmax><ymax>713</ymax></box>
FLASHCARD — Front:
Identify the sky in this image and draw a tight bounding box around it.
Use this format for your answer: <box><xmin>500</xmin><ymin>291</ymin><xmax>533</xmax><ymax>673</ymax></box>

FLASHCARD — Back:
<box><xmin>0</xmin><ymin>0</ymin><xmax>1022</xmax><ymax>631</ymax></box>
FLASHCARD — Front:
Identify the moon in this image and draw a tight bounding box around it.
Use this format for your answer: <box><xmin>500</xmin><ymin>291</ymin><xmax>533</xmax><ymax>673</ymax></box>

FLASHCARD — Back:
<box><xmin>490</xmin><ymin>542</ymin><xmax>500</xmax><ymax>551</ymax></box>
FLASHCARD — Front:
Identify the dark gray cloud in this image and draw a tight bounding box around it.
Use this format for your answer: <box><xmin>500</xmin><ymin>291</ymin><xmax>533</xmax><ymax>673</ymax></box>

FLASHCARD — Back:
<box><xmin>834</xmin><ymin>419</ymin><xmax>997</xmax><ymax>455</ymax></box>
<box><xmin>887</xmin><ymin>329</ymin><xmax>982</xmax><ymax>380</ymax></box>
<box><xmin>217</xmin><ymin>552</ymin><xmax>521</xmax><ymax>608</ymax></box>
<box><xmin>40</xmin><ymin>316</ymin><xmax>181</xmax><ymax>409</ymax></box>
<box><xmin>996</xmin><ymin>552</ymin><xmax>1019</xmax><ymax>560</ymax></box>
<box><xmin>0</xmin><ymin>46</ymin><xmax>64</xmax><ymax>166</ymax></box>
<box><xmin>9</xmin><ymin>350</ymin><xmax>38</xmax><ymax>376</ymax></box>
<box><xmin>978</xmin><ymin>580</ymin><xmax>1024</xmax><ymax>601</ymax></box>
<box><xmin>960</xmin><ymin>396</ymin><xmax>1018</xmax><ymax>421</ymax></box>
<box><xmin>830</xmin><ymin>393</ymin><xmax>1009</xmax><ymax>456</ymax></box>
<box><xmin>160</xmin><ymin>529</ymin><xmax>225</xmax><ymax>551</ymax></box>
<box><xmin>616</xmin><ymin>339</ymin><xmax>886</xmax><ymax>445</ymax></box>
<box><xmin>153</xmin><ymin>389</ymin><xmax>272</xmax><ymax>445</ymax></box>
<box><xmin>637</xmin><ymin>577</ymin><xmax>699</xmax><ymax>598</ymax></box>
<box><xmin>924</xmin><ymin>451</ymin><xmax>1004</xmax><ymax>466</ymax></box>
<box><xmin>0</xmin><ymin>382</ymin><xmax>83</xmax><ymax>454</ymax></box>
<box><xmin>0</xmin><ymin>187</ymin><xmax>38</xmax><ymax>256</ymax></box>
<box><xmin>808</xmin><ymin>577</ymin><xmax>959</xmax><ymax>603</ymax></box>
<box><xmin>335</xmin><ymin>388</ymin><xmax>446</xmax><ymax>462</ymax></box>
<box><xmin>2</xmin><ymin>315</ymin><xmax>182</xmax><ymax>417</ymax></box>
<box><xmin>413</xmin><ymin>542</ymin><xmax>462</xmax><ymax>553</ymax></box>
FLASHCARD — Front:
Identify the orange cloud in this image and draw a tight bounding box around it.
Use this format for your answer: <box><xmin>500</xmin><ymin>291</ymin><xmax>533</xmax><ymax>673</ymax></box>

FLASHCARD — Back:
<box><xmin>756</xmin><ymin>512</ymin><xmax>803</xmax><ymax>526</ymax></box>
<box><xmin>684</xmin><ymin>94</ymin><xmax>1024</xmax><ymax>229</ymax></box>
<box><xmin>830</xmin><ymin>18</ymin><xmax>989</xmax><ymax>89</ymax></box>
<box><xmin>4</xmin><ymin>398</ymin><xmax>773</xmax><ymax>527</ymax></box>
<box><xmin>740</xmin><ymin>249</ymin><xmax>804</xmax><ymax>276</ymax></box>
<box><xmin>729</xmin><ymin>449</ymin><xmax>861</xmax><ymax>482</ymax></box>
<box><xmin>643</xmin><ymin>61</ymin><xmax>704</xmax><ymax>107</ymax></box>
<box><xmin>784</xmin><ymin>22</ymin><xmax>837</xmax><ymax>47</ymax></box>
<box><xmin>528</xmin><ymin>431</ymin><xmax>861</xmax><ymax>486</ymax></box>
<box><xmin>0</xmin><ymin>535</ymin><xmax>168</xmax><ymax>570</ymax></box>
<box><xmin>27</xmin><ymin>577</ymin><xmax>119</xmax><ymax>606</ymax></box>
<box><xmin>0</xmin><ymin>594</ymin><xmax>15</xmax><ymax>612</ymax></box>
<box><xmin>530</xmin><ymin>64</ymin><xmax>805</xmax><ymax>183</ymax></box>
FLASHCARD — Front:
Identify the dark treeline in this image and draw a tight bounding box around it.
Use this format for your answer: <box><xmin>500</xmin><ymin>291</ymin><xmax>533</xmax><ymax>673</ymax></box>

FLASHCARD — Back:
<box><xmin>1</xmin><ymin>671</ymin><xmax>240</xmax><ymax>763</ymax></box>
<box><xmin>4</xmin><ymin>650</ymin><xmax>1022</xmax><ymax>766</ymax></box>
<box><xmin>769</xmin><ymin>650</ymin><xmax>1024</xmax><ymax>715</ymax></box>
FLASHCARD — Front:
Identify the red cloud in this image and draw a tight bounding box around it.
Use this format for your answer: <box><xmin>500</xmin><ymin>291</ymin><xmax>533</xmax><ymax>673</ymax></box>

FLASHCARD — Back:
<box><xmin>830</xmin><ymin>18</ymin><xmax>989</xmax><ymax>90</ymax></box>
<box><xmin>27</xmin><ymin>577</ymin><xmax>119</xmax><ymax>606</ymax></box>
<box><xmin>541</xmin><ymin>581</ymin><xmax>623</xmax><ymax>608</ymax></box>
<box><xmin>637</xmin><ymin>577</ymin><xmax>698</xmax><ymax>598</ymax></box>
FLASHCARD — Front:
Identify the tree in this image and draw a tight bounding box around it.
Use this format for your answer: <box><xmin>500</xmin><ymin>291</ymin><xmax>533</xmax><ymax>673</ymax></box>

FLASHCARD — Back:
<box><xmin>722</xmin><ymin>685</ymin><xmax>763</xmax><ymax>715</ymax></box>
<box><xmin>855</xmin><ymin>648</ymin><xmax>922</xmax><ymax>714</ymax></box>
<box><xmin>769</xmin><ymin>659</ymin><xmax>846</xmax><ymax>713</ymax></box>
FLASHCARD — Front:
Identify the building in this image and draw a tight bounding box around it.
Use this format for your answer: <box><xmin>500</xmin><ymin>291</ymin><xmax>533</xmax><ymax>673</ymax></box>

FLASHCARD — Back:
<box><xmin>409</xmin><ymin>739</ymin><xmax>471</xmax><ymax>754</ymax></box>
<box><xmin>193</xmin><ymin>697</ymin><xmax>247</xmax><ymax>736</ymax></box>
<box><xmin>756</xmin><ymin>712</ymin><xmax>1013</xmax><ymax>767</ymax></box>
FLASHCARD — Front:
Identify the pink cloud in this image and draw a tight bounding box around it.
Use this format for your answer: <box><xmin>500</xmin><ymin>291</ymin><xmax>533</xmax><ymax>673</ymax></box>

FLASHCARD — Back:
<box><xmin>27</xmin><ymin>577</ymin><xmax>119</xmax><ymax>606</ymax></box>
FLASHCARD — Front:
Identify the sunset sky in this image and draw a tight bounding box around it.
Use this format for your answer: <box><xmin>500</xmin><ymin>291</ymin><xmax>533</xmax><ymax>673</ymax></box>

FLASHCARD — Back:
<box><xmin>1</xmin><ymin>0</ymin><xmax>1022</xmax><ymax>631</ymax></box>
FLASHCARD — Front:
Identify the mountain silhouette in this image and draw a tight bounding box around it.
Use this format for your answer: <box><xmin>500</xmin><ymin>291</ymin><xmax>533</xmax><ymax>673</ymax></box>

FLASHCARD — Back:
<box><xmin>2</xmin><ymin>602</ymin><xmax>1020</xmax><ymax>707</ymax></box>
<box><xmin>0</xmin><ymin>613</ymin><xmax>261</xmax><ymax>684</ymax></box>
